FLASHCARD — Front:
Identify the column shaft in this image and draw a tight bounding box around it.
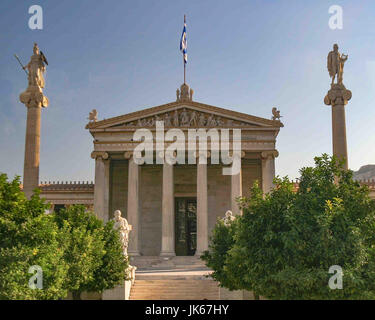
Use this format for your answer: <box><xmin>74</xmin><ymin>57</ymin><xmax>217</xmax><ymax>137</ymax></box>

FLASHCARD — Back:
<box><xmin>332</xmin><ymin>104</ymin><xmax>348</xmax><ymax>170</ymax></box>
<box><xmin>196</xmin><ymin>162</ymin><xmax>208</xmax><ymax>256</ymax></box>
<box><xmin>160</xmin><ymin>163</ymin><xmax>175</xmax><ymax>256</ymax></box>
<box><xmin>231</xmin><ymin>158</ymin><xmax>242</xmax><ymax>215</ymax></box>
<box><xmin>127</xmin><ymin>157</ymin><xmax>140</xmax><ymax>256</ymax></box>
<box><xmin>261</xmin><ymin>154</ymin><xmax>275</xmax><ymax>194</ymax></box>
<box><xmin>93</xmin><ymin>155</ymin><xmax>110</xmax><ymax>221</ymax></box>
<box><xmin>23</xmin><ymin>106</ymin><xmax>41</xmax><ymax>199</ymax></box>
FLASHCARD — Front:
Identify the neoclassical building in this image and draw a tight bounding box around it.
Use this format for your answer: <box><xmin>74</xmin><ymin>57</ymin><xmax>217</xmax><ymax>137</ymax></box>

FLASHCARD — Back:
<box><xmin>36</xmin><ymin>83</ymin><xmax>375</xmax><ymax>258</ymax></box>
<box><xmin>84</xmin><ymin>83</ymin><xmax>283</xmax><ymax>257</ymax></box>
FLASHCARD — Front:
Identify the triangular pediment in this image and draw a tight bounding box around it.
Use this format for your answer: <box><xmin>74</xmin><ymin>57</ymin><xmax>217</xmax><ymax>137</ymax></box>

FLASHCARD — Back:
<box><xmin>86</xmin><ymin>101</ymin><xmax>283</xmax><ymax>130</ymax></box>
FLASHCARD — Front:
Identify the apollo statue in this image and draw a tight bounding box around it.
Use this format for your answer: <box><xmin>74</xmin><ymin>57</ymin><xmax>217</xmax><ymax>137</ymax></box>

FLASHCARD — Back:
<box><xmin>113</xmin><ymin>210</ymin><xmax>132</xmax><ymax>256</ymax></box>
<box><xmin>327</xmin><ymin>43</ymin><xmax>348</xmax><ymax>86</ymax></box>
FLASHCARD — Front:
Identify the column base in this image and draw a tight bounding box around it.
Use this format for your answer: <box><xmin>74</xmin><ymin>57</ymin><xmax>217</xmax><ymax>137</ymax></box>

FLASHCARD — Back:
<box><xmin>160</xmin><ymin>251</ymin><xmax>176</xmax><ymax>257</ymax></box>
<box><xmin>128</xmin><ymin>251</ymin><xmax>141</xmax><ymax>257</ymax></box>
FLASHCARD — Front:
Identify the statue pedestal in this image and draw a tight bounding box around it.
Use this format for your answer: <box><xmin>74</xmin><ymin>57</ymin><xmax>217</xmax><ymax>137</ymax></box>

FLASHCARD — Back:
<box><xmin>102</xmin><ymin>265</ymin><xmax>136</xmax><ymax>300</ymax></box>
<box><xmin>20</xmin><ymin>85</ymin><xmax>48</xmax><ymax>109</ymax></box>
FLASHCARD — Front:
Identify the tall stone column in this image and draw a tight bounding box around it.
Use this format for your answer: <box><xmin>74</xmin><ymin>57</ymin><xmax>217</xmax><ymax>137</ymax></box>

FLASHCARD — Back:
<box><xmin>261</xmin><ymin>151</ymin><xmax>278</xmax><ymax>194</ymax></box>
<box><xmin>22</xmin><ymin>105</ymin><xmax>42</xmax><ymax>199</ymax></box>
<box><xmin>196</xmin><ymin>158</ymin><xmax>208</xmax><ymax>256</ymax></box>
<box><xmin>19</xmin><ymin>43</ymin><xmax>49</xmax><ymax>199</ymax></box>
<box><xmin>324</xmin><ymin>84</ymin><xmax>352</xmax><ymax>170</ymax></box>
<box><xmin>127</xmin><ymin>155</ymin><xmax>141</xmax><ymax>256</ymax></box>
<box><xmin>92</xmin><ymin>151</ymin><xmax>110</xmax><ymax>221</ymax></box>
<box><xmin>231</xmin><ymin>156</ymin><xmax>242</xmax><ymax>215</ymax></box>
<box><xmin>160</xmin><ymin>162</ymin><xmax>175</xmax><ymax>256</ymax></box>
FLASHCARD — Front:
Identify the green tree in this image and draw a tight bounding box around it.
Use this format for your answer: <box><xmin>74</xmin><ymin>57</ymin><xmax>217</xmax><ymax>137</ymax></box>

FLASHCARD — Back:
<box><xmin>53</xmin><ymin>205</ymin><xmax>128</xmax><ymax>299</ymax></box>
<box><xmin>203</xmin><ymin>155</ymin><xmax>375</xmax><ymax>299</ymax></box>
<box><xmin>0</xmin><ymin>174</ymin><xmax>128</xmax><ymax>300</ymax></box>
<box><xmin>0</xmin><ymin>174</ymin><xmax>68</xmax><ymax>300</ymax></box>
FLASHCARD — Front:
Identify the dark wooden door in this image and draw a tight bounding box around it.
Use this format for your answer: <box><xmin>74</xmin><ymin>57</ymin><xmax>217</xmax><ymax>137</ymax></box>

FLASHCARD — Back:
<box><xmin>175</xmin><ymin>198</ymin><xmax>197</xmax><ymax>256</ymax></box>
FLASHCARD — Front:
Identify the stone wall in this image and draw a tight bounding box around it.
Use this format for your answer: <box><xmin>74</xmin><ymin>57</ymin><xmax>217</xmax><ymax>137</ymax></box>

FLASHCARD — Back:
<box><xmin>109</xmin><ymin>160</ymin><xmax>128</xmax><ymax>220</ymax></box>
<box><xmin>140</xmin><ymin>165</ymin><xmax>163</xmax><ymax>256</ymax></box>
<box><xmin>207</xmin><ymin>165</ymin><xmax>230</xmax><ymax>234</ymax></box>
<box><xmin>242</xmin><ymin>159</ymin><xmax>262</xmax><ymax>198</ymax></box>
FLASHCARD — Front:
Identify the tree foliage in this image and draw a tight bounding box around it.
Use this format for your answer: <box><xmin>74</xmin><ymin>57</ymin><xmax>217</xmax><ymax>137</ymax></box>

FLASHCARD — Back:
<box><xmin>54</xmin><ymin>206</ymin><xmax>128</xmax><ymax>299</ymax></box>
<box><xmin>202</xmin><ymin>155</ymin><xmax>375</xmax><ymax>299</ymax></box>
<box><xmin>0</xmin><ymin>174</ymin><xmax>68</xmax><ymax>300</ymax></box>
<box><xmin>0</xmin><ymin>174</ymin><xmax>128</xmax><ymax>300</ymax></box>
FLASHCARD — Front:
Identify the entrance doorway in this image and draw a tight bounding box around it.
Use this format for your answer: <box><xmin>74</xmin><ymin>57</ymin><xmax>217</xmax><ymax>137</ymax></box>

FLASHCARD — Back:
<box><xmin>175</xmin><ymin>198</ymin><xmax>197</xmax><ymax>256</ymax></box>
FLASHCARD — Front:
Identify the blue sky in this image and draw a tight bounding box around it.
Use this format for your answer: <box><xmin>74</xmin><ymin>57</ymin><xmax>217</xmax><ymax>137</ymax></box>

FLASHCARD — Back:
<box><xmin>0</xmin><ymin>0</ymin><xmax>374</xmax><ymax>182</ymax></box>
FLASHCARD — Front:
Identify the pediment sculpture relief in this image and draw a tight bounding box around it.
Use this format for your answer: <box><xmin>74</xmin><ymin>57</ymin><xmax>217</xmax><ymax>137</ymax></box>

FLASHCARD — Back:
<box><xmin>121</xmin><ymin>108</ymin><xmax>252</xmax><ymax>128</ymax></box>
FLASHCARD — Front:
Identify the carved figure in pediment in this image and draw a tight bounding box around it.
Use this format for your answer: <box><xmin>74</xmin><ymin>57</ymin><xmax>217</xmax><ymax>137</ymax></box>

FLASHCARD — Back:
<box><xmin>198</xmin><ymin>113</ymin><xmax>206</xmax><ymax>127</ymax></box>
<box><xmin>180</xmin><ymin>108</ymin><xmax>190</xmax><ymax>126</ymax></box>
<box><xmin>148</xmin><ymin>117</ymin><xmax>155</xmax><ymax>126</ymax></box>
<box><xmin>137</xmin><ymin>118</ymin><xmax>146</xmax><ymax>127</ymax></box>
<box><xmin>173</xmin><ymin>110</ymin><xmax>179</xmax><ymax>127</ymax></box>
<box><xmin>226</xmin><ymin>119</ymin><xmax>233</xmax><ymax>127</ymax></box>
<box><xmin>207</xmin><ymin>114</ymin><xmax>217</xmax><ymax>126</ymax></box>
<box><xmin>164</xmin><ymin>113</ymin><xmax>172</xmax><ymax>126</ymax></box>
<box><xmin>216</xmin><ymin>117</ymin><xmax>224</xmax><ymax>126</ymax></box>
<box><xmin>189</xmin><ymin>111</ymin><xmax>197</xmax><ymax>126</ymax></box>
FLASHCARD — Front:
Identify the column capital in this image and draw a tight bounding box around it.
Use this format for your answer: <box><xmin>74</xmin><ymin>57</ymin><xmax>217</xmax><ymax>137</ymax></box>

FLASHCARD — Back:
<box><xmin>20</xmin><ymin>86</ymin><xmax>49</xmax><ymax>109</ymax></box>
<box><xmin>324</xmin><ymin>84</ymin><xmax>352</xmax><ymax>106</ymax></box>
<box><xmin>227</xmin><ymin>150</ymin><xmax>245</xmax><ymax>158</ymax></box>
<box><xmin>261</xmin><ymin>150</ymin><xmax>279</xmax><ymax>160</ymax></box>
<box><xmin>91</xmin><ymin>151</ymin><xmax>109</xmax><ymax>160</ymax></box>
<box><xmin>124</xmin><ymin>151</ymin><xmax>133</xmax><ymax>159</ymax></box>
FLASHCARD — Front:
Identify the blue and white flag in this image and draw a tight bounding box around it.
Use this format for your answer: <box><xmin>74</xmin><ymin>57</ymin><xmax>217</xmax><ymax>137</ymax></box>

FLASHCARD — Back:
<box><xmin>180</xmin><ymin>21</ymin><xmax>187</xmax><ymax>64</ymax></box>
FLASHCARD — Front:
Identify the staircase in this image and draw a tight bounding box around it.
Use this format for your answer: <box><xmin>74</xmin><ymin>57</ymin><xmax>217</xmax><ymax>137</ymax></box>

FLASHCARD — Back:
<box><xmin>129</xmin><ymin>256</ymin><xmax>219</xmax><ymax>300</ymax></box>
<box><xmin>130</xmin><ymin>279</ymin><xmax>219</xmax><ymax>300</ymax></box>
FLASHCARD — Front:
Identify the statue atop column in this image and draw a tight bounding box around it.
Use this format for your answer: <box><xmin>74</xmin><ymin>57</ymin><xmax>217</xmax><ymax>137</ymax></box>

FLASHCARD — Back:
<box><xmin>19</xmin><ymin>43</ymin><xmax>49</xmax><ymax>199</ymax></box>
<box><xmin>327</xmin><ymin>43</ymin><xmax>348</xmax><ymax>86</ymax></box>
<box><xmin>324</xmin><ymin>44</ymin><xmax>352</xmax><ymax>171</ymax></box>
<box><xmin>113</xmin><ymin>210</ymin><xmax>132</xmax><ymax>256</ymax></box>
<box><xmin>19</xmin><ymin>43</ymin><xmax>49</xmax><ymax>108</ymax></box>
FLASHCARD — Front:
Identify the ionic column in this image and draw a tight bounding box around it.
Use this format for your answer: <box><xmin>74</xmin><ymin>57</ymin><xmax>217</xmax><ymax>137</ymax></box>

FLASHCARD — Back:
<box><xmin>196</xmin><ymin>154</ymin><xmax>208</xmax><ymax>256</ymax></box>
<box><xmin>126</xmin><ymin>153</ymin><xmax>141</xmax><ymax>256</ymax></box>
<box><xmin>23</xmin><ymin>105</ymin><xmax>42</xmax><ymax>199</ymax></box>
<box><xmin>261</xmin><ymin>151</ymin><xmax>278</xmax><ymax>194</ymax></box>
<box><xmin>231</xmin><ymin>154</ymin><xmax>242</xmax><ymax>215</ymax></box>
<box><xmin>324</xmin><ymin>84</ymin><xmax>352</xmax><ymax>170</ymax></box>
<box><xmin>92</xmin><ymin>151</ymin><xmax>110</xmax><ymax>222</ymax></box>
<box><xmin>160</xmin><ymin>162</ymin><xmax>175</xmax><ymax>256</ymax></box>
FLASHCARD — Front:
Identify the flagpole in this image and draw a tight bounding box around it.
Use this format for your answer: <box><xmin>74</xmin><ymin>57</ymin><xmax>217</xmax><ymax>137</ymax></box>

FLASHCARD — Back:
<box><xmin>184</xmin><ymin>14</ymin><xmax>186</xmax><ymax>84</ymax></box>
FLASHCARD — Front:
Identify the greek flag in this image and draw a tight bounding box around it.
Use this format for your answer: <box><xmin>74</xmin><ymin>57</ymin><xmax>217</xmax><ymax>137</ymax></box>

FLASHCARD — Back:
<box><xmin>180</xmin><ymin>21</ymin><xmax>187</xmax><ymax>64</ymax></box>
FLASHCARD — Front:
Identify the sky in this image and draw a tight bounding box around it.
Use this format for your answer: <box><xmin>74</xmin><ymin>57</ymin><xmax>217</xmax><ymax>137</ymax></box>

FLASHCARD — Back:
<box><xmin>0</xmin><ymin>0</ymin><xmax>374</xmax><ymax>182</ymax></box>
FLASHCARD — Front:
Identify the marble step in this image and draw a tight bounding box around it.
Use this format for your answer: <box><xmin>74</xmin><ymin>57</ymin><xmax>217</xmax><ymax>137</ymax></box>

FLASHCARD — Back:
<box><xmin>130</xmin><ymin>279</ymin><xmax>220</xmax><ymax>300</ymax></box>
